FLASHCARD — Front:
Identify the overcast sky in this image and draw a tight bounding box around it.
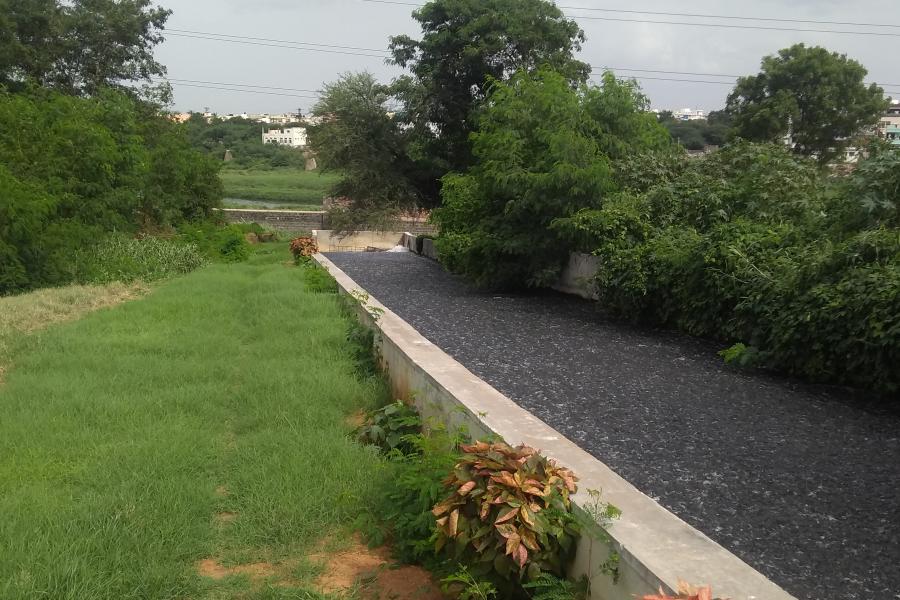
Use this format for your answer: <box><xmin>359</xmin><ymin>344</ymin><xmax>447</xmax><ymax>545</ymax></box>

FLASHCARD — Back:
<box><xmin>154</xmin><ymin>0</ymin><xmax>898</xmax><ymax>115</ymax></box>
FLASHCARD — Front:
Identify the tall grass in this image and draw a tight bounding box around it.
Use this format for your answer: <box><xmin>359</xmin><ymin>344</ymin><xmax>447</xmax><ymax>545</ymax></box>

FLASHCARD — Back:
<box><xmin>73</xmin><ymin>234</ymin><xmax>206</xmax><ymax>284</ymax></box>
<box><xmin>0</xmin><ymin>244</ymin><xmax>387</xmax><ymax>599</ymax></box>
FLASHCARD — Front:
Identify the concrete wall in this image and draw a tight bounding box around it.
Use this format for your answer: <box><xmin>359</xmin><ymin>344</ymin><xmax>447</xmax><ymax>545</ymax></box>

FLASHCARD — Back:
<box><xmin>400</xmin><ymin>232</ymin><xmax>438</xmax><ymax>260</ymax></box>
<box><xmin>219</xmin><ymin>208</ymin><xmax>325</xmax><ymax>233</ymax></box>
<box><xmin>313</xmin><ymin>230</ymin><xmax>406</xmax><ymax>252</ymax></box>
<box><xmin>553</xmin><ymin>253</ymin><xmax>602</xmax><ymax>300</ymax></box>
<box><xmin>314</xmin><ymin>253</ymin><xmax>797</xmax><ymax>600</ymax></box>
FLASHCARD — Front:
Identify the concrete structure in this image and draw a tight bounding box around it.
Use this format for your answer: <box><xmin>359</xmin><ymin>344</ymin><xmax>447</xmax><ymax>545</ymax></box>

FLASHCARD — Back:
<box><xmin>553</xmin><ymin>253</ymin><xmax>602</xmax><ymax>300</ymax></box>
<box><xmin>673</xmin><ymin>108</ymin><xmax>706</xmax><ymax>121</ymax></box>
<box><xmin>219</xmin><ymin>208</ymin><xmax>324</xmax><ymax>233</ymax></box>
<box><xmin>313</xmin><ymin>230</ymin><xmax>406</xmax><ymax>252</ymax></box>
<box><xmin>262</xmin><ymin>127</ymin><xmax>308</xmax><ymax>148</ymax></box>
<box><xmin>886</xmin><ymin>124</ymin><xmax>900</xmax><ymax>147</ymax></box>
<box><xmin>314</xmin><ymin>253</ymin><xmax>797</xmax><ymax>600</ymax></box>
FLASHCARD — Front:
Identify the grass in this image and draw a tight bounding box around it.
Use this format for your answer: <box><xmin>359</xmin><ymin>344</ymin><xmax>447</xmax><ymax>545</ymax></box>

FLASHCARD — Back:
<box><xmin>220</xmin><ymin>167</ymin><xmax>340</xmax><ymax>208</ymax></box>
<box><xmin>0</xmin><ymin>282</ymin><xmax>147</xmax><ymax>378</ymax></box>
<box><xmin>0</xmin><ymin>244</ymin><xmax>388</xmax><ymax>599</ymax></box>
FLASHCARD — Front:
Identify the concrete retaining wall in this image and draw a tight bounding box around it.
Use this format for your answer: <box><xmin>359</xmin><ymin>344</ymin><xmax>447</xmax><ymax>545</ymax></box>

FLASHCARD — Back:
<box><xmin>553</xmin><ymin>253</ymin><xmax>602</xmax><ymax>300</ymax></box>
<box><xmin>314</xmin><ymin>252</ymin><xmax>796</xmax><ymax>600</ymax></box>
<box><xmin>220</xmin><ymin>208</ymin><xmax>325</xmax><ymax>233</ymax></box>
<box><xmin>400</xmin><ymin>232</ymin><xmax>438</xmax><ymax>260</ymax></box>
<box><xmin>313</xmin><ymin>230</ymin><xmax>406</xmax><ymax>252</ymax></box>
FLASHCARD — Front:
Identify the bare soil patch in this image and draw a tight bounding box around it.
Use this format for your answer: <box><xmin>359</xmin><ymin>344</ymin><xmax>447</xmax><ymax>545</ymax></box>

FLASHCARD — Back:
<box><xmin>310</xmin><ymin>536</ymin><xmax>444</xmax><ymax>600</ymax></box>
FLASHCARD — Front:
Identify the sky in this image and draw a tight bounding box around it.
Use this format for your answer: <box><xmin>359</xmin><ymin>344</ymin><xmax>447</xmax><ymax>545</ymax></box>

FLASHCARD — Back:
<box><xmin>153</xmin><ymin>0</ymin><xmax>899</xmax><ymax>115</ymax></box>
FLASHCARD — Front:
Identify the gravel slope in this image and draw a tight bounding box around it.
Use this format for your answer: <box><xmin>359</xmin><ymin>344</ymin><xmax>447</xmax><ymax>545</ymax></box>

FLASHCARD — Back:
<box><xmin>327</xmin><ymin>251</ymin><xmax>900</xmax><ymax>600</ymax></box>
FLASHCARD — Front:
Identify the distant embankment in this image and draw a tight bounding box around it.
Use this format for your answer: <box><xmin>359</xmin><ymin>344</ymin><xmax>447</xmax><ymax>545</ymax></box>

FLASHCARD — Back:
<box><xmin>218</xmin><ymin>208</ymin><xmax>437</xmax><ymax>236</ymax></box>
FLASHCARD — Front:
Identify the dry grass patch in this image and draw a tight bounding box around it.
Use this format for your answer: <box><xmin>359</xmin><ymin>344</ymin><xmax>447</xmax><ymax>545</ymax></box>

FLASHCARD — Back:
<box><xmin>0</xmin><ymin>282</ymin><xmax>147</xmax><ymax>379</ymax></box>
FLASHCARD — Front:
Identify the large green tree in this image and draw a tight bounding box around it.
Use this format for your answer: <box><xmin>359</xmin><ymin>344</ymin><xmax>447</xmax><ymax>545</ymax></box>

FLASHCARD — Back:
<box><xmin>434</xmin><ymin>69</ymin><xmax>673</xmax><ymax>289</ymax></box>
<box><xmin>307</xmin><ymin>72</ymin><xmax>422</xmax><ymax>228</ymax></box>
<box><xmin>0</xmin><ymin>0</ymin><xmax>170</xmax><ymax>96</ymax></box>
<box><xmin>726</xmin><ymin>44</ymin><xmax>888</xmax><ymax>162</ymax></box>
<box><xmin>389</xmin><ymin>0</ymin><xmax>590</xmax><ymax>199</ymax></box>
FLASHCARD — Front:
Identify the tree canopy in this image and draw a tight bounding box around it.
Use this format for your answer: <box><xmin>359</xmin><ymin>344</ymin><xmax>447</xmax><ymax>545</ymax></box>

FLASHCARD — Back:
<box><xmin>307</xmin><ymin>72</ymin><xmax>423</xmax><ymax>227</ymax></box>
<box><xmin>389</xmin><ymin>0</ymin><xmax>590</xmax><ymax>193</ymax></box>
<box><xmin>726</xmin><ymin>44</ymin><xmax>888</xmax><ymax>162</ymax></box>
<box><xmin>0</xmin><ymin>0</ymin><xmax>170</xmax><ymax>96</ymax></box>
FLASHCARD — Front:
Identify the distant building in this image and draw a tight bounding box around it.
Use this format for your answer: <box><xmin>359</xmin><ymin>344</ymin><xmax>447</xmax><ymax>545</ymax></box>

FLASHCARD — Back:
<box><xmin>262</xmin><ymin>127</ymin><xmax>308</xmax><ymax>148</ymax></box>
<box><xmin>673</xmin><ymin>108</ymin><xmax>706</xmax><ymax>121</ymax></box>
<box><xmin>876</xmin><ymin>102</ymin><xmax>900</xmax><ymax>140</ymax></box>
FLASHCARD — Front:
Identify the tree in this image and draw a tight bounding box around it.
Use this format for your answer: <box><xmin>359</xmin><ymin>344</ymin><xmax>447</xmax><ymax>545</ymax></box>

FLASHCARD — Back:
<box><xmin>434</xmin><ymin>69</ymin><xmax>673</xmax><ymax>289</ymax></box>
<box><xmin>726</xmin><ymin>44</ymin><xmax>888</xmax><ymax>162</ymax></box>
<box><xmin>307</xmin><ymin>72</ymin><xmax>422</xmax><ymax>228</ymax></box>
<box><xmin>0</xmin><ymin>0</ymin><xmax>170</xmax><ymax>96</ymax></box>
<box><xmin>389</xmin><ymin>0</ymin><xmax>590</xmax><ymax>201</ymax></box>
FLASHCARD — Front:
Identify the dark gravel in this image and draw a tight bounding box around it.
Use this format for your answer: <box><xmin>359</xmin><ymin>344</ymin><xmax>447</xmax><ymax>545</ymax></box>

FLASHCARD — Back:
<box><xmin>327</xmin><ymin>251</ymin><xmax>900</xmax><ymax>600</ymax></box>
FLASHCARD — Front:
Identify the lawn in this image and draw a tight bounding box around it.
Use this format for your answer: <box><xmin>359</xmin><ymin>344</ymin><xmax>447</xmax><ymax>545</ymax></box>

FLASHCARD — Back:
<box><xmin>220</xmin><ymin>168</ymin><xmax>340</xmax><ymax>209</ymax></box>
<box><xmin>0</xmin><ymin>245</ymin><xmax>388</xmax><ymax>599</ymax></box>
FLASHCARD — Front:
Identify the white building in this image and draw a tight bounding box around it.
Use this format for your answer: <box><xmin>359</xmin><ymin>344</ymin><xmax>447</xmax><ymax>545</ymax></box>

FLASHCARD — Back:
<box><xmin>262</xmin><ymin>127</ymin><xmax>308</xmax><ymax>148</ymax></box>
<box><xmin>673</xmin><ymin>108</ymin><xmax>706</xmax><ymax>121</ymax></box>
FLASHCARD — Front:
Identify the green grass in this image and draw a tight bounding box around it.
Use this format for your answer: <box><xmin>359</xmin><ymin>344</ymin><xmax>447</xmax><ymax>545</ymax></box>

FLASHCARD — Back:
<box><xmin>0</xmin><ymin>244</ymin><xmax>387</xmax><ymax>599</ymax></box>
<box><xmin>220</xmin><ymin>168</ymin><xmax>340</xmax><ymax>207</ymax></box>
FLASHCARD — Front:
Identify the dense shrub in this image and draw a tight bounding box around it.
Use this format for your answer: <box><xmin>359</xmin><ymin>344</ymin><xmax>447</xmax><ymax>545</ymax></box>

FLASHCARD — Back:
<box><xmin>0</xmin><ymin>88</ymin><xmax>221</xmax><ymax>293</ymax></box>
<box><xmin>71</xmin><ymin>234</ymin><xmax>205</xmax><ymax>284</ymax></box>
<box><xmin>554</xmin><ymin>143</ymin><xmax>900</xmax><ymax>393</ymax></box>
<box><xmin>177</xmin><ymin>223</ymin><xmax>251</xmax><ymax>263</ymax></box>
<box><xmin>433</xmin><ymin>442</ymin><xmax>581</xmax><ymax>581</ymax></box>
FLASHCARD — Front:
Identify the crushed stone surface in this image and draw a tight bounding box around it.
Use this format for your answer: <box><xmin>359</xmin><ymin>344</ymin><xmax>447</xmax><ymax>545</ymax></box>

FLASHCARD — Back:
<box><xmin>326</xmin><ymin>251</ymin><xmax>900</xmax><ymax>600</ymax></box>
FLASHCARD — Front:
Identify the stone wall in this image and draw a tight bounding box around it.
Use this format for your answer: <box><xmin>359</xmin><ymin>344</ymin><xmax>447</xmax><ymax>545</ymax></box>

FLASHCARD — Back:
<box><xmin>219</xmin><ymin>209</ymin><xmax>325</xmax><ymax>233</ymax></box>
<box><xmin>552</xmin><ymin>253</ymin><xmax>601</xmax><ymax>300</ymax></box>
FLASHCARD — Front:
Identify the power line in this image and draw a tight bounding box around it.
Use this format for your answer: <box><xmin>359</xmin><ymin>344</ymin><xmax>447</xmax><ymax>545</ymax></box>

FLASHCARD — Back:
<box><xmin>165</xmin><ymin>32</ymin><xmax>389</xmax><ymax>58</ymax></box>
<box><xmin>164</xmin><ymin>81</ymin><xmax>321</xmax><ymax>99</ymax></box>
<box><xmin>557</xmin><ymin>5</ymin><xmax>900</xmax><ymax>29</ymax></box>
<box><xmin>162</xmin><ymin>77</ymin><xmax>323</xmax><ymax>94</ymax></box>
<box><xmin>594</xmin><ymin>67</ymin><xmax>900</xmax><ymax>88</ymax></box>
<box><xmin>359</xmin><ymin>0</ymin><xmax>900</xmax><ymax>38</ymax></box>
<box><xmin>166</xmin><ymin>29</ymin><xmax>390</xmax><ymax>54</ymax></box>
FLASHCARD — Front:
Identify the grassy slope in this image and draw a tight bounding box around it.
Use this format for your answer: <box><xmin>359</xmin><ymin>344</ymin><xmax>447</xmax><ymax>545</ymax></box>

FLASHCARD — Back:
<box><xmin>0</xmin><ymin>245</ymin><xmax>385</xmax><ymax>600</ymax></box>
<box><xmin>220</xmin><ymin>168</ymin><xmax>339</xmax><ymax>207</ymax></box>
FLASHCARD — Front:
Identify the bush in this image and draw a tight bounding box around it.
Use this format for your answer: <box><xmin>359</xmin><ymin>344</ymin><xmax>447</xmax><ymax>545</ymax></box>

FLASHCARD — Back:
<box><xmin>356</xmin><ymin>401</ymin><xmax>422</xmax><ymax>455</ymax></box>
<box><xmin>290</xmin><ymin>236</ymin><xmax>319</xmax><ymax>263</ymax></box>
<box><xmin>433</xmin><ymin>442</ymin><xmax>581</xmax><ymax>581</ymax></box>
<box><xmin>561</xmin><ymin>143</ymin><xmax>900</xmax><ymax>394</ymax></box>
<box><xmin>177</xmin><ymin>222</ymin><xmax>251</xmax><ymax>262</ymax></box>
<box><xmin>71</xmin><ymin>234</ymin><xmax>205</xmax><ymax>284</ymax></box>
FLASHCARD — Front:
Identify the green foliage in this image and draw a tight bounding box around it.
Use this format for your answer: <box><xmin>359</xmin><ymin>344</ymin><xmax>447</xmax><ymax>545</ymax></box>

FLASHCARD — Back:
<box><xmin>356</xmin><ymin>401</ymin><xmax>423</xmax><ymax>455</ymax></box>
<box><xmin>184</xmin><ymin>116</ymin><xmax>308</xmax><ymax>169</ymax></box>
<box><xmin>70</xmin><ymin>234</ymin><xmax>206</xmax><ymax>284</ymax></box>
<box><xmin>0</xmin><ymin>88</ymin><xmax>221</xmax><ymax>293</ymax></box>
<box><xmin>433</xmin><ymin>441</ymin><xmax>581</xmax><ymax>582</ymax></box>
<box><xmin>727</xmin><ymin>44</ymin><xmax>888</xmax><ymax>162</ymax></box>
<box><xmin>434</xmin><ymin>68</ymin><xmax>672</xmax><ymax>289</ymax></box>
<box><xmin>442</xmin><ymin>567</ymin><xmax>499</xmax><ymax>600</ymax></box>
<box><xmin>177</xmin><ymin>223</ymin><xmax>251</xmax><ymax>263</ymax></box>
<box><xmin>0</xmin><ymin>0</ymin><xmax>170</xmax><ymax>97</ymax></box>
<box><xmin>390</xmin><ymin>0</ymin><xmax>590</xmax><ymax>188</ymax></box>
<box><xmin>522</xmin><ymin>574</ymin><xmax>587</xmax><ymax>600</ymax></box>
<box><xmin>371</xmin><ymin>427</ymin><xmax>463</xmax><ymax>564</ymax></box>
<box><xmin>308</xmin><ymin>72</ymin><xmax>423</xmax><ymax>228</ymax></box>
<box><xmin>562</xmin><ymin>142</ymin><xmax>900</xmax><ymax>393</ymax></box>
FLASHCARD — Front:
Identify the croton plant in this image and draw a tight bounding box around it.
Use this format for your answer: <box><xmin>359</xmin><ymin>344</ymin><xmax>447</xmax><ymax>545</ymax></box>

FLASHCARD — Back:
<box><xmin>642</xmin><ymin>581</ymin><xmax>722</xmax><ymax>600</ymax></box>
<box><xmin>289</xmin><ymin>236</ymin><xmax>318</xmax><ymax>260</ymax></box>
<box><xmin>433</xmin><ymin>441</ymin><xmax>580</xmax><ymax>580</ymax></box>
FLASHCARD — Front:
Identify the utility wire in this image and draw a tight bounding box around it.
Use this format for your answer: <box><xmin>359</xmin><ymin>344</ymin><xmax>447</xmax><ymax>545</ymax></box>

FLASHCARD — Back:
<box><xmin>595</xmin><ymin>67</ymin><xmax>900</xmax><ymax>89</ymax></box>
<box><xmin>165</xmin><ymin>32</ymin><xmax>389</xmax><ymax>58</ymax></box>
<box><xmin>163</xmin><ymin>81</ymin><xmax>321</xmax><ymax>99</ymax></box>
<box><xmin>557</xmin><ymin>4</ymin><xmax>900</xmax><ymax>29</ymax></box>
<box><xmin>166</xmin><ymin>29</ymin><xmax>391</xmax><ymax>54</ymax></box>
<box><xmin>161</xmin><ymin>77</ymin><xmax>323</xmax><ymax>94</ymax></box>
<box><xmin>359</xmin><ymin>0</ymin><xmax>900</xmax><ymax>37</ymax></box>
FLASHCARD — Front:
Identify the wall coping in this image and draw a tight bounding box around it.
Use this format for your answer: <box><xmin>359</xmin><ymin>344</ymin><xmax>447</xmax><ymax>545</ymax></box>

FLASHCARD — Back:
<box><xmin>314</xmin><ymin>253</ymin><xmax>796</xmax><ymax>600</ymax></box>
